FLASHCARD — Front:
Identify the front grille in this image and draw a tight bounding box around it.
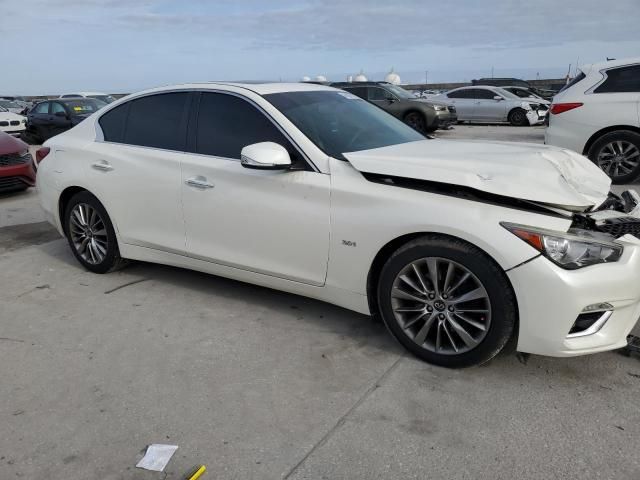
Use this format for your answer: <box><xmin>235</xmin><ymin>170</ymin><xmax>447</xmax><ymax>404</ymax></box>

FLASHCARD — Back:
<box><xmin>0</xmin><ymin>151</ymin><xmax>31</xmax><ymax>167</ymax></box>
<box><xmin>9</xmin><ymin>120</ymin><xmax>19</xmax><ymax>126</ymax></box>
<box><xmin>597</xmin><ymin>217</ymin><xmax>640</xmax><ymax>239</ymax></box>
<box><xmin>0</xmin><ymin>121</ymin><xmax>8</xmax><ymax>127</ymax></box>
<box><xmin>0</xmin><ymin>176</ymin><xmax>26</xmax><ymax>189</ymax></box>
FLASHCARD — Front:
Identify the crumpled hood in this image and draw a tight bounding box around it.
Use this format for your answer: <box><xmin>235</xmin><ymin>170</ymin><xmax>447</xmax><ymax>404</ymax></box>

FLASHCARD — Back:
<box><xmin>343</xmin><ymin>139</ymin><xmax>612</xmax><ymax>211</ymax></box>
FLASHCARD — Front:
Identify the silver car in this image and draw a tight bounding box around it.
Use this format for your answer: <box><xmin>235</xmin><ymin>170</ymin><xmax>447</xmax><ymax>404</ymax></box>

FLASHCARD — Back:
<box><xmin>431</xmin><ymin>86</ymin><xmax>548</xmax><ymax>126</ymax></box>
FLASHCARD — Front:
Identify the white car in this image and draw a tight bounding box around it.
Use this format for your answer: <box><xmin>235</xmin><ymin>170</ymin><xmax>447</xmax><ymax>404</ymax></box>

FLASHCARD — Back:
<box><xmin>546</xmin><ymin>57</ymin><xmax>640</xmax><ymax>184</ymax></box>
<box><xmin>59</xmin><ymin>92</ymin><xmax>116</xmax><ymax>104</ymax></box>
<box><xmin>37</xmin><ymin>82</ymin><xmax>640</xmax><ymax>368</ymax></box>
<box><xmin>0</xmin><ymin>106</ymin><xmax>26</xmax><ymax>136</ymax></box>
<box><xmin>431</xmin><ymin>86</ymin><xmax>548</xmax><ymax>126</ymax></box>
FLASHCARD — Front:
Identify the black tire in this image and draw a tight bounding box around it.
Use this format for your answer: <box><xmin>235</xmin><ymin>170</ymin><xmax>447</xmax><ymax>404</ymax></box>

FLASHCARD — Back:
<box><xmin>403</xmin><ymin>111</ymin><xmax>427</xmax><ymax>133</ymax></box>
<box><xmin>508</xmin><ymin>108</ymin><xmax>528</xmax><ymax>126</ymax></box>
<box><xmin>377</xmin><ymin>235</ymin><xmax>517</xmax><ymax>368</ymax></box>
<box><xmin>587</xmin><ymin>130</ymin><xmax>640</xmax><ymax>184</ymax></box>
<box><xmin>63</xmin><ymin>191</ymin><xmax>127</xmax><ymax>274</ymax></box>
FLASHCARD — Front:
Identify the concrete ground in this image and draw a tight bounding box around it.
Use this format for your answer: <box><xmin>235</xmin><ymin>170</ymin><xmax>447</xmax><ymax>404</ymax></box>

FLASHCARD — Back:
<box><xmin>2</xmin><ymin>128</ymin><xmax>640</xmax><ymax>479</ymax></box>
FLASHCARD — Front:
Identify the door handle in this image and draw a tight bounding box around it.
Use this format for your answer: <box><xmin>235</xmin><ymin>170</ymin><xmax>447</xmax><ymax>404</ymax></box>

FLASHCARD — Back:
<box><xmin>185</xmin><ymin>176</ymin><xmax>214</xmax><ymax>189</ymax></box>
<box><xmin>91</xmin><ymin>160</ymin><xmax>113</xmax><ymax>172</ymax></box>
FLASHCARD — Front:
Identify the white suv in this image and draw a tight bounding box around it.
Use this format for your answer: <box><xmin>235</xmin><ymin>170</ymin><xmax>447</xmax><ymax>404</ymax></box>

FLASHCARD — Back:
<box><xmin>546</xmin><ymin>57</ymin><xmax>640</xmax><ymax>184</ymax></box>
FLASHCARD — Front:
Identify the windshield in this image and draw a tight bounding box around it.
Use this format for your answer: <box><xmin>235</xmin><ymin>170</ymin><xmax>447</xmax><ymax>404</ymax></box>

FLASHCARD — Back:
<box><xmin>61</xmin><ymin>98</ymin><xmax>107</xmax><ymax>114</ymax></box>
<box><xmin>494</xmin><ymin>88</ymin><xmax>520</xmax><ymax>100</ymax></box>
<box><xmin>384</xmin><ymin>84</ymin><xmax>415</xmax><ymax>99</ymax></box>
<box><xmin>89</xmin><ymin>94</ymin><xmax>116</xmax><ymax>103</ymax></box>
<box><xmin>265</xmin><ymin>90</ymin><xmax>425</xmax><ymax>160</ymax></box>
<box><xmin>559</xmin><ymin>71</ymin><xmax>586</xmax><ymax>93</ymax></box>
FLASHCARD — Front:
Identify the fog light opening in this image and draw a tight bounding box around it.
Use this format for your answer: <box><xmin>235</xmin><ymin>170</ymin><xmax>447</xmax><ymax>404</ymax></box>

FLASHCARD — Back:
<box><xmin>567</xmin><ymin>308</ymin><xmax>613</xmax><ymax>338</ymax></box>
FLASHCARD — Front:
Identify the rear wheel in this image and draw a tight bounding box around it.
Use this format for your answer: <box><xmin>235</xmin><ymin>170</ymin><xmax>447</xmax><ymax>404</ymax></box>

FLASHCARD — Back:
<box><xmin>588</xmin><ymin>130</ymin><xmax>640</xmax><ymax>184</ymax></box>
<box><xmin>377</xmin><ymin>235</ymin><xmax>517</xmax><ymax>368</ymax></box>
<box><xmin>508</xmin><ymin>108</ymin><xmax>528</xmax><ymax>126</ymax></box>
<box><xmin>64</xmin><ymin>191</ymin><xmax>127</xmax><ymax>273</ymax></box>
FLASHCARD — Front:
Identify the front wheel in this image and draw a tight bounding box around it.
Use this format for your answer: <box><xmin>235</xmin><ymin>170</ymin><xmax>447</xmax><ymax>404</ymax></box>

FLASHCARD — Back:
<box><xmin>588</xmin><ymin>130</ymin><xmax>640</xmax><ymax>184</ymax></box>
<box><xmin>377</xmin><ymin>235</ymin><xmax>517</xmax><ymax>368</ymax></box>
<box><xmin>64</xmin><ymin>191</ymin><xmax>127</xmax><ymax>274</ymax></box>
<box><xmin>508</xmin><ymin>108</ymin><xmax>529</xmax><ymax>126</ymax></box>
<box><xmin>403</xmin><ymin>112</ymin><xmax>427</xmax><ymax>133</ymax></box>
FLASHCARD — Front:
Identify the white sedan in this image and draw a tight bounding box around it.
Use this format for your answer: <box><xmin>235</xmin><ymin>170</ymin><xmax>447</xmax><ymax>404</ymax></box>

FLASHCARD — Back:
<box><xmin>0</xmin><ymin>106</ymin><xmax>26</xmax><ymax>136</ymax></box>
<box><xmin>36</xmin><ymin>82</ymin><xmax>640</xmax><ymax>367</ymax></box>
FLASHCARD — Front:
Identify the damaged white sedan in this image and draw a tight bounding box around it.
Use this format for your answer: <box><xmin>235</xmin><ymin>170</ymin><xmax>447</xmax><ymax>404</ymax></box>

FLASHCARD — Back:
<box><xmin>37</xmin><ymin>82</ymin><xmax>640</xmax><ymax>367</ymax></box>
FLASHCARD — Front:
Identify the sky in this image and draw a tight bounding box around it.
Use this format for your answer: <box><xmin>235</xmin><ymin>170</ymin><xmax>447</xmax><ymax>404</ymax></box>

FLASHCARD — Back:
<box><xmin>2</xmin><ymin>0</ymin><xmax>639</xmax><ymax>95</ymax></box>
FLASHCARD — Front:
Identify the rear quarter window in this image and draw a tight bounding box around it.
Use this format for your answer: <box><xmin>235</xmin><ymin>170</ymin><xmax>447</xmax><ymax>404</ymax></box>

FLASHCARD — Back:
<box><xmin>594</xmin><ymin>65</ymin><xmax>640</xmax><ymax>93</ymax></box>
<box><xmin>99</xmin><ymin>103</ymin><xmax>129</xmax><ymax>143</ymax></box>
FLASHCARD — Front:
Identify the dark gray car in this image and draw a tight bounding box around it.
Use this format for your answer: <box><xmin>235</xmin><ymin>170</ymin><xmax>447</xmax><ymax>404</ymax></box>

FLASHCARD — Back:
<box><xmin>330</xmin><ymin>82</ymin><xmax>457</xmax><ymax>133</ymax></box>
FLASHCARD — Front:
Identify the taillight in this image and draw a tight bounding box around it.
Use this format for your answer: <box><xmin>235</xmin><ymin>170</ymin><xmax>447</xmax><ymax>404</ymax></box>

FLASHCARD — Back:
<box><xmin>35</xmin><ymin>147</ymin><xmax>50</xmax><ymax>164</ymax></box>
<box><xmin>550</xmin><ymin>102</ymin><xmax>583</xmax><ymax>115</ymax></box>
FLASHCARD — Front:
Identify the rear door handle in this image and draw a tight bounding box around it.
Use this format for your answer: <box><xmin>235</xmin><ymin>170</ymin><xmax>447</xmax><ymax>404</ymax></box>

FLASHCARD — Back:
<box><xmin>185</xmin><ymin>176</ymin><xmax>214</xmax><ymax>189</ymax></box>
<box><xmin>91</xmin><ymin>160</ymin><xmax>113</xmax><ymax>172</ymax></box>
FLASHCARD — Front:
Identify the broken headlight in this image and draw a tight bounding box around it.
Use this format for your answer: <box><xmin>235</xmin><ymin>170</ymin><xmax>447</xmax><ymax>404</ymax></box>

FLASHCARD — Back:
<box><xmin>501</xmin><ymin>223</ymin><xmax>623</xmax><ymax>269</ymax></box>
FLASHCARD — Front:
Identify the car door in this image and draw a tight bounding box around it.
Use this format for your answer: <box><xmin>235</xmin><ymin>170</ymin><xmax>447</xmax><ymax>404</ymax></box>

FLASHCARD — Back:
<box><xmin>446</xmin><ymin>89</ymin><xmax>475</xmax><ymax>120</ymax></box>
<box><xmin>88</xmin><ymin>92</ymin><xmax>190</xmax><ymax>253</ymax></box>
<box><xmin>49</xmin><ymin>102</ymin><xmax>73</xmax><ymax>138</ymax></box>
<box><xmin>28</xmin><ymin>101</ymin><xmax>51</xmax><ymax>139</ymax></box>
<box><xmin>367</xmin><ymin>87</ymin><xmax>402</xmax><ymax>118</ymax></box>
<box><xmin>180</xmin><ymin>91</ymin><xmax>330</xmax><ymax>286</ymax></box>
<box><xmin>472</xmin><ymin>89</ymin><xmax>508</xmax><ymax>122</ymax></box>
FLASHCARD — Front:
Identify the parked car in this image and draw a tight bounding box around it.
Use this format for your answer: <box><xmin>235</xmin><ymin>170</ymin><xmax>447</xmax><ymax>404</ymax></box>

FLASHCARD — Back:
<box><xmin>546</xmin><ymin>57</ymin><xmax>640</xmax><ymax>184</ymax></box>
<box><xmin>59</xmin><ymin>92</ymin><xmax>116</xmax><ymax>104</ymax></box>
<box><xmin>0</xmin><ymin>99</ymin><xmax>26</xmax><ymax>114</ymax></box>
<box><xmin>331</xmin><ymin>81</ymin><xmax>457</xmax><ymax>132</ymax></box>
<box><xmin>0</xmin><ymin>106</ymin><xmax>27</xmax><ymax>137</ymax></box>
<box><xmin>0</xmin><ymin>131</ymin><xmax>36</xmax><ymax>192</ymax></box>
<box><xmin>37</xmin><ymin>82</ymin><xmax>640</xmax><ymax>368</ymax></box>
<box><xmin>472</xmin><ymin>78</ymin><xmax>556</xmax><ymax>100</ymax></box>
<box><xmin>25</xmin><ymin>98</ymin><xmax>106</xmax><ymax>143</ymax></box>
<box><xmin>430</xmin><ymin>86</ymin><xmax>548</xmax><ymax>126</ymax></box>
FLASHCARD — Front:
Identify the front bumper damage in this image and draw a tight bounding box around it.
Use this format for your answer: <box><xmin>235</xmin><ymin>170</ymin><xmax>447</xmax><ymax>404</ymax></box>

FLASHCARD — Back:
<box><xmin>510</xmin><ymin>188</ymin><xmax>640</xmax><ymax>357</ymax></box>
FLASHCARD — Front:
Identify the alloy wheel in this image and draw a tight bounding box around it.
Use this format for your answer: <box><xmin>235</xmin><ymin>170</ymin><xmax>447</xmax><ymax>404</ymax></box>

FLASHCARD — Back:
<box><xmin>597</xmin><ymin>140</ymin><xmax>640</xmax><ymax>178</ymax></box>
<box><xmin>390</xmin><ymin>257</ymin><xmax>491</xmax><ymax>355</ymax></box>
<box><xmin>69</xmin><ymin>203</ymin><xmax>108</xmax><ymax>265</ymax></box>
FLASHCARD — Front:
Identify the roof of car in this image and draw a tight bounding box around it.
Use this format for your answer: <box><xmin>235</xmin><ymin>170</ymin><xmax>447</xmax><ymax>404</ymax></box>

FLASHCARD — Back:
<box><xmin>581</xmin><ymin>56</ymin><xmax>640</xmax><ymax>73</ymax></box>
<box><xmin>60</xmin><ymin>92</ymin><xmax>109</xmax><ymax>96</ymax></box>
<box><xmin>130</xmin><ymin>82</ymin><xmax>337</xmax><ymax>97</ymax></box>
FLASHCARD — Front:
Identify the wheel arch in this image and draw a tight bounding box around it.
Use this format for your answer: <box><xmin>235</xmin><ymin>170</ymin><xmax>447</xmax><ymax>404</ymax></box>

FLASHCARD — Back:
<box><xmin>58</xmin><ymin>186</ymin><xmax>113</xmax><ymax>236</ymax></box>
<box><xmin>403</xmin><ymin>108</ymin><xmax>433</xmax><ymax>128</ymax></box>
<box><xmin>366</xmin><ymin>231</ymin><xmax>519</xmax><ymax>341</ymax></box>
<box><xmin>582</xmin><ymin>125</ymin><xmax>640</xmax><ymax>155</ymax></box>
<box><xmin>507</xmin><ymin>106</ymin><xmax>526</xmax><ymax>122</ymax></box>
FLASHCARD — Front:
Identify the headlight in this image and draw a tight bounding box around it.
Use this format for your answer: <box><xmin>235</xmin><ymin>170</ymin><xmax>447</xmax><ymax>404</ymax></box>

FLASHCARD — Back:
<box><xmin>433</xmin><ymin>105</ymin><xmax>447</xmax><ymax>111</ymax></box>
<box><xmin>501</xmin><ymin>223</ymin><xmax>623</xmax><ymax>269</ymax></box>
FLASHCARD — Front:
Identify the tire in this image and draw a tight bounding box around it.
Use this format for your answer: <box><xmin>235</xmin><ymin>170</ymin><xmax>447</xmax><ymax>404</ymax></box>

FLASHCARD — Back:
<box><xmin>508</xmin><ymin>108</ymin><xmax>528</xmax><ymax>127</ymax></box>
<box><xmin>403</xmin><ymin>111</ymin><xmax>427</xmax><ymax>133</ymax></box>
<box><xmin>587</xmin><ymin>130</ymin><xmax>640</xmax><ymax>184</ymax></box>
<box><xmin>63</xmin><ymin>191</ymin><xmax>127</xmax><ymax>274</ymax></box>
<box><xmin>377</xmin><ymin>235</ymin><xmax>517</xmax><ymax>368</ymax></box>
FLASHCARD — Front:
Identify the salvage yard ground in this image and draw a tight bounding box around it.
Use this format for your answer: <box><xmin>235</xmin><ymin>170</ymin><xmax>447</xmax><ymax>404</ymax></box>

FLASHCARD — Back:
<box><xmin>2</xmin><ymin>125</ymin><xmax>640</xmax><ymax>479</ymax></box>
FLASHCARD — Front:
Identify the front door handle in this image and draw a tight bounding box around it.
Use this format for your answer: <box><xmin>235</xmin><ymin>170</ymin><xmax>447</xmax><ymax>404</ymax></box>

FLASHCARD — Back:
<box><xmin>185</xmin><ymin>176</ymin><xmax>214</xmax><ymax>189</ymax></box>
<box><xmin>91</xmin><ymin>160</ymin><xmax>113</xmax><ymax>172</ymax></box>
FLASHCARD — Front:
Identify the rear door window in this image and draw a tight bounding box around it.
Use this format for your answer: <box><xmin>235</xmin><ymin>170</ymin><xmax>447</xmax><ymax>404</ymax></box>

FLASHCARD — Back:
<box><xmin>594</xmin><ymin>65</ymin><xmax>640</xmax><ymax>93</ymax></box>
<box><xmin>123</xmin><ymin>93</ymin><xmax>190</xmax><ymax>150</ymax></box>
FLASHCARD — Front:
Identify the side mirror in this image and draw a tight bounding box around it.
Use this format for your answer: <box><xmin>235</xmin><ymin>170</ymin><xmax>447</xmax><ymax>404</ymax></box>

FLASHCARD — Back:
<box><xmin>240</xmin><ymin>142</ymin><xmax>291</xmax><ymax>170</ymax></box>
<box><xmin>55</xmin><ymin>111</ymin><xmax>68</xmax><ymax>118</ymax></box>
<box><xmin>493</xmin><ymin>95</ymin><xmax>504</xmax><ymax>101</ymax></box>
<box><xmin>386</xmin><ymin>97</ymin><xmax>396</xmax><ymax>103</ymax></box>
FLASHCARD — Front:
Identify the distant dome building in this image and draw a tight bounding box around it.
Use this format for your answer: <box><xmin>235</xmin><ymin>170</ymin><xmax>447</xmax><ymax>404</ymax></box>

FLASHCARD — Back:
<box><xmin>315</xmin><ymin>75</ymin><xmax>327</xmax><ymax>82</ymax></box>
<box><xmin>354</xmin><ymin>70</ymin><xmax>368</xmax><ymax>82</ymax></box>
<box><xmin>301</xmin><ymin>76</ymin><xmax>311</xmax><ymax>82</ymax></box>
<box><xmin>385</xmin><ymin>68</ymin><xmax>401</xmax><ymax>85</ymax></box>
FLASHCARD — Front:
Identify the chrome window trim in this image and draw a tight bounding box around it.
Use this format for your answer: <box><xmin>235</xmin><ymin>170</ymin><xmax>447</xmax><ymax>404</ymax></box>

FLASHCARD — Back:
<box><xmin>94</xmin><ymin>87</ymin><xmax>320</xmax><ymax>173</ymax></box>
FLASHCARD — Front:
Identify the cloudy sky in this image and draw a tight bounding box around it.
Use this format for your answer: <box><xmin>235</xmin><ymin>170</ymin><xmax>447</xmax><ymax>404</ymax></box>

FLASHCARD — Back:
<box><xmin>2</xmin><ymin>0</ymin><xmax>639</xmax><ymax>94</ymax></box>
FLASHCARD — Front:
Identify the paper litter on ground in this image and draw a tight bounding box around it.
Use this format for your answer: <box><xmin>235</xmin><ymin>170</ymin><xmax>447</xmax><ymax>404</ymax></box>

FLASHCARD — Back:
<box><xmin>136</xmin><ymin>444</ymin><xmax>179</xmax><ymax>472</ymax></box>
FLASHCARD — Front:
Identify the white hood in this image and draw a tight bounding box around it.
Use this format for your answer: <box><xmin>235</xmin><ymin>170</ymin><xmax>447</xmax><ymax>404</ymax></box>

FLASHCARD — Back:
<box><xmin>343</xmin><ymin>139</ymin><xmax>611</xmax><ymax>211</ymax></box>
